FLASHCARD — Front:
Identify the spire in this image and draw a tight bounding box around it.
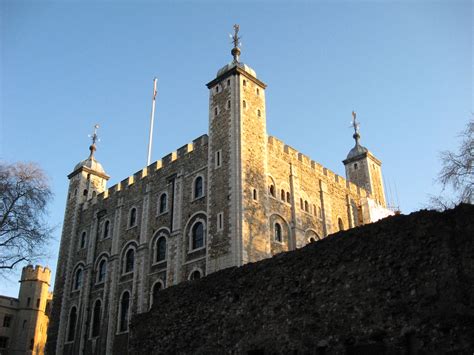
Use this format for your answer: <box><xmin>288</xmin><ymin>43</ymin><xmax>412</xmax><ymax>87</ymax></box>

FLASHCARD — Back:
<box><xmin>351</xmin><ymin>110</ymin><xmax>361</xmax><ymax>145</ymax></box>
<box><xmin>231</xmin><ymin>24</ymin><xmax>241</xmax><ymax>63</ymax></box>
<box><xmin>88</xmin><ymin>124</ymin><xmax>100</xmax><ymax>158</ymax></box>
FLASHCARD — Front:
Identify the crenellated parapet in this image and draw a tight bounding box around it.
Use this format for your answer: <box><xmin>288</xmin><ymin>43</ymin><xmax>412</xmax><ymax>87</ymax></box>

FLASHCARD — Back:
<box><xmin>83</xmin><ymin>134</ymin><xmax>209</xmax><ymax>209</ymax></box>
<box><xmin>21</xmin><ymin>264</ymin><xmax>51</xmax><ymax>284</ymax></box>
<box><xmin>267</xmin><ymin>135</ymin><xmax>368</xmax><ymax>199</ymax></box>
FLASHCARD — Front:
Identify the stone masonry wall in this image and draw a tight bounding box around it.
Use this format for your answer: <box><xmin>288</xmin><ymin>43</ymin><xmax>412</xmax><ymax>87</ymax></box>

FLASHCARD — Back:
<box><xmin>130</xmin><ymin>204</ymin><xmax>474</xmax><ymax>354</ymax></box>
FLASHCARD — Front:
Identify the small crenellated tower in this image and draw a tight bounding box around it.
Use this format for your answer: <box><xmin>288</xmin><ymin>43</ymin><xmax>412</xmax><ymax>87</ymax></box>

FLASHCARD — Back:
<box><xmin>47</xmin><ymin>125</ymin><xmax>109</xmax><ymax>355</ymax></box>
<box><xmin>343</xmin><ymin>111</ymin><xmax>386</xmax><ymax>207</ymax></box>
<box><xmin>12</xmin><ymin>264</ymin><xmax>52</xmax><ymax>355</ymax></box>
<box><xmin>206</xmin><ymin>25</ymin><xmax>270</xmax><ymax>273</ymax></box>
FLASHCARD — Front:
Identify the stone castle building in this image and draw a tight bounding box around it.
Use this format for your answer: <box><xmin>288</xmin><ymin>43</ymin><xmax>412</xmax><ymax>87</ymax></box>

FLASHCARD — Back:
<box><xmin>47</xmin><ymin>27</ymin><xmax>392</xmax><ymax>354</ymax></box>
<box><xmin>0</xmin><ymin>265</ymin><xmax>53</xmax><ymax>355</ymax></box>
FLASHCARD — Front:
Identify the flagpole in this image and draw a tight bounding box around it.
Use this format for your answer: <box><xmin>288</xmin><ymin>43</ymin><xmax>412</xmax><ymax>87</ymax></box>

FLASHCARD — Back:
<box><xmin>147</xmin><ymin>78</ymin><xmax>158</xmax><ymax>166</ymax></box>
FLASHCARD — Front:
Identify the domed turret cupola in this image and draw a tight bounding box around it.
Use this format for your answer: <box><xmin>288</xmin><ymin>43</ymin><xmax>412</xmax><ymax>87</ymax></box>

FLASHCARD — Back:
<box><xmin>67</xmin><ymin>124</ymin><xmax>109</xmax><ymax>201</ymax></box>
<box><xmin>343</xmin><ymin>112</ymin><xmax>386</xmax><ymax>207</ymax></box>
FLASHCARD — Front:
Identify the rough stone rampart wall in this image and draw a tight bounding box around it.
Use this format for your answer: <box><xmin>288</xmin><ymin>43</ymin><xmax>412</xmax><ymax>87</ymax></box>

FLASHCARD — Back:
<box><xmin>130</xmin><ymin>205</ymin><xmax>474</xmax><ymax>354</ymax></box>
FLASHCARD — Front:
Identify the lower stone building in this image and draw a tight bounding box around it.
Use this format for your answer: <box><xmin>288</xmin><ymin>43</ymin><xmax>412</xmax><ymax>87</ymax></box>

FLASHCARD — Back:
<box><xmin>47</xmin><ymin>27</ymin><xmax>393</xmax><ymax>354</ymax></box>
<box><xmin>0</xmin><ymin>265</ymin><xmax>52</xmax><ymax>355</ymax></box>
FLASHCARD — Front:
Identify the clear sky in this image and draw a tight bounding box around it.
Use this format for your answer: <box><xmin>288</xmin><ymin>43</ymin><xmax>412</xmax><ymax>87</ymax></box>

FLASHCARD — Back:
<box><xmin>1</xmin><ymin>0</ymin><xmax>472</xmax><ymax>297</ymax></box>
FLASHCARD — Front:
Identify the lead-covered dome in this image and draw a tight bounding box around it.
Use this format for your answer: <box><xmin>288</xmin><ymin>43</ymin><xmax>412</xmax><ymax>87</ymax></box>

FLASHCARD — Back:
<box><xmin>216</xmin><ymin>62</ymin><xmax>257</xmax><ymax>78</ymax></box>
<box><xmin>346</xmin><ymin>142</ymin><xmax>368</xmax><ymax>160</ymax></box>
<box><xmin>73</xmin><ymin>155</ymin><xmax>106</xmax><ymax>174</ymax></box>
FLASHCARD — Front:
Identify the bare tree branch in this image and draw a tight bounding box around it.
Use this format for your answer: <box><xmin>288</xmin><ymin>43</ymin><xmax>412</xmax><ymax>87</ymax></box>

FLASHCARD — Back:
<box><xmin>0</xmin><ymin>162</ymin><xmax>54</xmax><ymax>272</ymax></box>
<box><xmin>432</xmin><ymin>118</ymin><xmax>473</xmax><ymax>209</ymax></box>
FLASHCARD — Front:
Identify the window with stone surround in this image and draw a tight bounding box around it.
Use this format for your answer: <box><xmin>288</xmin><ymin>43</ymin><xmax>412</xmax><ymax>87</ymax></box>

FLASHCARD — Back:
<box><xmin>73</xmin><ymin>267</ymin><xmax>83</xmax><ymax>290</ymax></box>
<box><xmin>123</xmin><ymin>248</ymin><xmax>135</xmax><ymax>274</ymax></box>
<box><xmin>193</xmin><ymin>176</ymin><xmax>204</xmax><ymax>199</ymax></box>
<box><xmin>67</xmin><ymin>306</ymin><xmax>77</xmax><ymax>342</ymax></box>
<box><xmin>191</xmin><ymin>222</ymin><xmax>205</xmax><ymax>250</ymax></box>
<box><xmin>243</xmin><ymin>100</ymin><xmax>247</xmax><ymax>109</ymax></box>
<box><xmin>227</xmin><ymin>100</ymin><xmax>231</xmax><ymax>109</ymax></box>
<box><xmin>3</xmin><ymin>315</ymin><xmax>11</xmax><ymax>328</ymax></box>
<box><xmin>91</xmin><ymin>299</ymin><xmax>102</xmax><ymax>338</ymax></box>
<box><xmin>129</xmin><ymin>207</ymin><xmax>137</xmax><ymax>228</ymax></box>
<box><xmin>243</xmin><ymin>79</ymin><xmax>247</xmax><ymax>86</ymax></box>
<box><xmin>215</xmin><ymin>150</ymin><xmax>222</xmax><ymax>168</ymax></box>
<box><xmin>217</xmin><ymin>212</ymin><xmax>224</xmax><ymax>231</ymax></box>
<box><xmin>280</xmin><ymin>189</ymin><xmax>285</xmax><ymax>201</ymax></box>
<box><xmin>189</xmin><ymin>269</ymin><xmax>202</xmax><ymax>280</ymax></box>
<box><xmin>338</xmin><ymin>217</ymin><xmax>344</xmax><ymax>231</ymax></box>
<box><xmin>0</xmin><ymin>337</ymin><xmax>8</xmax><ymax>349</ymax></box>
<box><xmin>274</xmin><ymin>223</ymin><xmax>282</xmax><ymax>243</ymax></box>
<box><xmin>300</xmin><ymin>198</ymin><xmax>304</xmax><ymax>209</ymax></box>
<box><xmin>150</xmin><ymin>280</ymin><xmax>164</xmax><ymax>308</ymax></box>
<box><xmin>304</xmin><ymin>200</ymin><xmax>309</xmax><ymax>213</ymax></box>
<box><xmin>159</xmin><ymin>193</ymin><xmax>168</xmax><ymax>214</ymax></box>
<box><xmin>227</xmin><ymin>79</ymin><xmax>231</xmax><ymax>86</ymax></box>
<box><xmin>103</xmin><ymin>220</ymin><xmax>110</xmax><ymax>239</ymax></box>
<box><xmin>286</xmin><ymin>192</ymin><xmax>291</xmax><ymax>203</ymax></box>
<box><xmin>257</xmin><ymin>109</ymin><xmax>261</xmax><ymax>117</ymax></box>
<box><xmin>155</xmin><ymin>236</ymin><xmax>167</xmax><ymax>262</ymax></box>
<box><xmin>80</xmin><ymin>231</ymin><xmax>87</xmax><ymax>249</ymax></box>
<box><xmin>354</xmin><ymin>163</ymin><xmax>358</xmax><ymax>170</ymax></box>
<box><xmin>256</xmin><ymin>88</ymin><xmax>260</xmax><ymax>95</ymax></box>
<box><xmin>97</xmin><ymin>258</ymin><xmax>107</xmax><ymax>283</ymax></box>
<box><xmin>269</xmin><ymin>184</ymin><xmax>275</xmax><ymax>197</ymax></box>
<box><xmin>252</xmin><ymin>189</ymin><xmax>258</xmax><ymax>201</ymax></box>
<box><xmin>118</xmin><ymin>291</ymin><xmax>130</xmax><ymax>333</ymax></box>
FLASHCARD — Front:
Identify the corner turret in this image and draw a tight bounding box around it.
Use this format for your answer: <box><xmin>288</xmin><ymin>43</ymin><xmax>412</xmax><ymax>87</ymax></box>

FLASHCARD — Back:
<box><xmin>343</xmin><ymin>112</ymin><xmax>386</xmax><ymax>207</ymax></box>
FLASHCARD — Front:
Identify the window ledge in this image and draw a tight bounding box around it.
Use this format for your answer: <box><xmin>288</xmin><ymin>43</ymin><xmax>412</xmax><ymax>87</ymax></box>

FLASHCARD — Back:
<box><xmin>191</xmin><ymin>195</ymin><xmax>206</xmax><ymax>202</ymax></box>
<box><xmin>152</xmin><ymin>260</ymin><xmax>167</xmax><ymax>266</ymax></box>
<box><xmin>188</xmin><ymin>246</ymin><xmax>206</xmax><ymax>254</ymax></box>
<box><xmin>157</xmin><ymin>210</ymin><xmax>169</xmax><ymax>217</ymax></box>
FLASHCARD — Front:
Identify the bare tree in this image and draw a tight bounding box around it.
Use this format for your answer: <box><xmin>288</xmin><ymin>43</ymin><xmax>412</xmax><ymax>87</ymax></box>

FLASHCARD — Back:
<box><xmin>0</xmin><ymin>162</ymin><xmax>54</xmax><ymax>270</ymax></box>
<box><xmin>431</xmin><ymin>118</ymin><xmax>473</xmax><ymax>209</ymax></box>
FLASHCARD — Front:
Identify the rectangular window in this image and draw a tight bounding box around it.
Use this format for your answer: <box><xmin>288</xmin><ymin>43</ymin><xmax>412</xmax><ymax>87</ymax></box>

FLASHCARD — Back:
<box><xmin>3</xmin><ymin>315</ymin><xmax>11</xmax><ymax>328</ymax></box>
<box><xmin>36</xmin><ymin>299</ymin><xmax>40</xmax><ymax>308</ymax></box>
<box><xmin>27</xmin><ymin>297</ymin><xmax>31</xmax><ymax>307</ymax></box>
<box><xmin>217</xmin><ymin>212</ymin><xmax>224</xmax><ymax>231</ymax></box>
<box><xmin>0</xmin><ymin>337</ymin><xmax>8</xmax><ymax>349</ymax></box>
<box><xmin>215</xmin><ymin>150</ymin><xmax>222</xmax><ymax>168</ymax></box>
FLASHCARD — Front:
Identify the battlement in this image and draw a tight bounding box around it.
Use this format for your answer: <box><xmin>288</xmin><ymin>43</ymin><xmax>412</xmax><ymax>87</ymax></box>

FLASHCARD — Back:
<box><xmin>268</xmin><ymin>135</ymin><xmax>366</xmax><ymax>197</ymax></box>
<box><xmin>90</xmin><ymin>134</ymin><xmax>209</xmax><ymax>206</ymax></box>
<box><xmin>21</xmin><ymin>264</ymin><xmax>51</xmax><ymax>284</ymax></box>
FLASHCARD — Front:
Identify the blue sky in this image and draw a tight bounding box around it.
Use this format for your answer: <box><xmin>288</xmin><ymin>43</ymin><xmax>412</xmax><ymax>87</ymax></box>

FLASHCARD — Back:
<box><xmin>1</xmin><ymin>0</ymin><xmax>472</xmax><ymax>296</ymax></box>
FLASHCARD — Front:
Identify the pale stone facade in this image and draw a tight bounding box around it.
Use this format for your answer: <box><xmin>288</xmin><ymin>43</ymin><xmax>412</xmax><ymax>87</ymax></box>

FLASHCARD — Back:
<box><xmin>47</xmin><ymin>45</ymin><xmax>392</xmax><ymax>354</ymax></box>
<box><xmin>0</xmin><ymin>265</ymin><xmax>52</xmax><ymax>355</ymax></box>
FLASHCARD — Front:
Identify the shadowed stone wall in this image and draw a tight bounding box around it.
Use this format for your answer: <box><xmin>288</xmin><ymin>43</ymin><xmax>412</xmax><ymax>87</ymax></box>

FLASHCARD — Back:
<box><xmin>130</xmin><ymin>204</ymin><xmax>474</xmax><ymax>354</ymax></box>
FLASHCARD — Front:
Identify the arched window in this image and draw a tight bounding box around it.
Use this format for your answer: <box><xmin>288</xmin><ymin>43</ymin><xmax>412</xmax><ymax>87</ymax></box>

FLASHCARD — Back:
<box><xmin>124</xmin><ymin>248</ymin><xmax>135</xmax><ymax>274</ymax></box>
<box><xmin>257</xmin><ymin>109</ymin><xmax>261</xmax><ymax>117</ymax></box>
<box><xmin>159</xmin><ymin>193</ymin><xmax>167</xmax><ymax>214</ymax></box>
<box><xmin>274</xmin><ymin>223</ymin><xmax>282</xmax><ymax>242</ymax></box>
<box><xmin>194</xmin><ymin>176</ymin><xmax>203</xmax><ymax>199</ymax></box>
<box><xmin>91</xmin><ymin>299</ymin><xmax>101</xmax><ymax>338</ymax></box>
<box><xmin>97</xmin><ymin>259</ymin><xmax>107</xmax><ymax>283</ymax></box>
<box><xmin>73</xmin><ymin>268</ymin><xmax>83</xmax><ymax>290</ymax></box>
<box><xmin>252</xmin><ymin>189</ymin><xmax>258</xmax><ymax>201</ymax></box>
<box><xmin>103</xmin><ymin>220</ymin><xmax>110</xmax><ymax>239</ymax></box>
<box><xmin>119</xmin><ymin>292</ymin><xmax>130</xmax><ymax>332</ymax></box>
<box><xmin>243</xmin><ymin>100</ymin><xmax>247</xmax><ymax>108</ymax></box>
<box><xmin>243</xmin><ymin>80</ymin><xmax>247</xmax><ymax>86</ymax></box>
<box><xmin>191</xmin><ymin>222</ymin><xmax>204</xmax><ymax>250</ymax></box>
<box><xmin>80</xmin><ymin>232</ymin><xmax>86</xmax><ymax>249</ymax></box>
<box><xmin>156</xmin><ymin>237</ymin><xmax>167</xmax><ymax>262</ymax></box>
<box><xmin>304</xmin><ymin>201</ymin><xmax>309</xmax><ymax>212</ymax></box>
<box><xmin>338</xmin><ymin>218</ymin><xmax>344</xmax><ymax>231</ymax></box>
<box><xmin>129</xmin><ymin>208</ymin><xmax>137</xmax><ymax>227</ymax></box>
<box><xmin>189</xmin><ymin>270</ymin><xmax>202</xmax><ymax>280</ymax></box>
<box><xmin>67</xmin><ymin>306</ymin><xmax>77</xmax><ymax>342</ymax></box>
<box><xmin>280</xmin><ymin>189</ymin><xmax>285</xmax><ymax>201</ymax></box>
<box><xmin>286</xmin><ymin>192</ymin><xmax>291</xmax><ymax>203</ymax></box>
<box><xmin>151</xmin><ymin>281</ymin><xmax>163</xmax><ymax>307</ymax></box>
<box><xmin>300</xmin><ymin>198</ymin><xmax>304</xmax><ymax>209</ymax></box>
<box><xmin>269</xmin><ymin>185</ymin><xmax>275</xmax><ymax>197</ymax></box>
<box><xmin>306</xmin><ymin>230</ymin><xmax>320</xmax><ymax>243</ymax></box>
